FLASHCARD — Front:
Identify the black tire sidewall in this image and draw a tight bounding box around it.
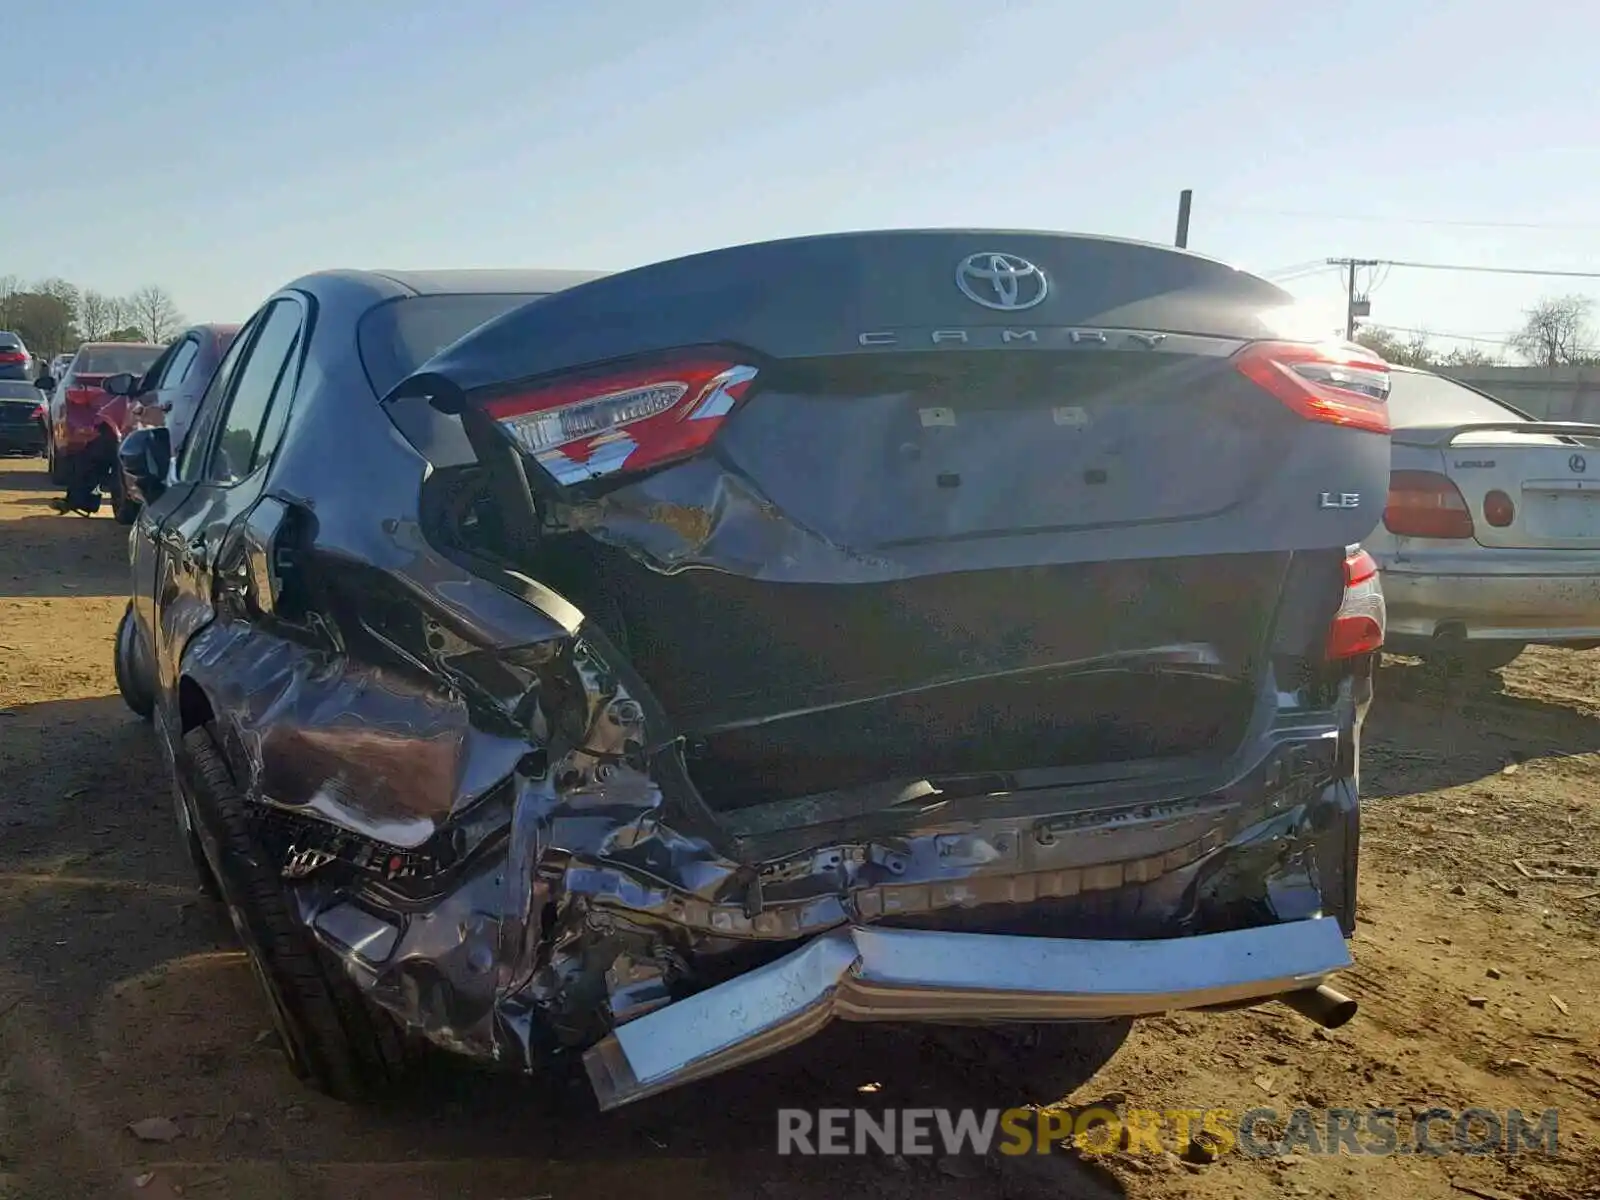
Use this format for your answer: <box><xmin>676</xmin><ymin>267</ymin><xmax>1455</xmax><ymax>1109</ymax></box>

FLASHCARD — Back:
<box><xmin>180</xmin><ymin>723</ymin><xmax>408</xmax><ymax>1102</ymax></box>
<box><xmin>113</xmin><ymin>604</ymin><xmax>155</xmax><ymax>719</ymax></box>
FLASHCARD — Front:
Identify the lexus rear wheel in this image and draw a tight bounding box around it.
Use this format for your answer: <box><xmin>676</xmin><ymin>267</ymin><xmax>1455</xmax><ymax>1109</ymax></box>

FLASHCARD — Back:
<box><xmin>1424</xmin><ymin>641</ymin><xmax>1525</xmax><ymax>678</ymax></box>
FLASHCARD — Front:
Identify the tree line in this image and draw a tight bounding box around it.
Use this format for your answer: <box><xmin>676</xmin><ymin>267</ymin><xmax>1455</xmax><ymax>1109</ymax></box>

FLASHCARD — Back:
<box><xmin>0</xmin><ymin>276</ymin><xmax>186</xmax><ymax>363</ymax></box>
<box><xmin>1355</xmin><ymin>293</ymin><xmax>1600</xmax><ymax>371</ymax></box>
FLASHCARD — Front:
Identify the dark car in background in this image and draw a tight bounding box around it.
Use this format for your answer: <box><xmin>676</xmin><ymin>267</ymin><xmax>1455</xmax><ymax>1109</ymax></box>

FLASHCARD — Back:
<box><xmin>102</xmin><ymin>323</ymin><xmax>241</xmax><ymax>523</ymax></box>
<box><xmin>0</xmin><ymin>331</ymin><xmax>33</xmax><ymax>382</ymax></box>
<box><xmin>114</xmin><ymin>234</ymin><xmax>1387</xmax><ymax>1111</ymax></box>
<box><xmin>0</xmin><ymin>379</ymin><xmax>47</xmax><ymax>455</ymax></box>
<box><xmin>44</xmin><ymin>341</ymin><xmax>165</xmax><ymax>484</ymax></box>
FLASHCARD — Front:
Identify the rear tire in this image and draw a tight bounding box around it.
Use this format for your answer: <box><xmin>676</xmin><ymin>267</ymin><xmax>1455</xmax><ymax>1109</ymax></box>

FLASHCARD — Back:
<box><xmin>183</xmin><ymin>724</ymin><xmax>412</xmax><ymax>1102</ymax></box>
<box><xmin>112</xmin><ymin>604</ymin><xmax>155</xmax><ymax>720</ymax></box>
<box><xmin>1424</xmin><ymin>641</ymin><xmax>1525</xmax><ymax>677</ymax></box>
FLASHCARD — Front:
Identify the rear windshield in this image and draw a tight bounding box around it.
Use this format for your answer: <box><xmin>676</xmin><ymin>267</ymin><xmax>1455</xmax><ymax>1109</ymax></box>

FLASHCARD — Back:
<box><xmin>1386</xmin><ymin>371</ymin><xmax>1527</xmax><ymax>427</ymax></box>
<box><xmin>357</xmin><ymin>293</ymin><xmax>544</xmax><ymax>396</ymax></box>
<box><xmin>0</xmin><ymin>381</ymin><xmax>40</xmax><ymax>399</ymax></box>
<box><xmin>0</xmin><ymin>333</ymin><xmax>23</xmax><ymax>349</ymax></box>
<box><xmin>73</xmin><ymin>345</ymin><xmax>164</xmax><ymax>375</ymax></box>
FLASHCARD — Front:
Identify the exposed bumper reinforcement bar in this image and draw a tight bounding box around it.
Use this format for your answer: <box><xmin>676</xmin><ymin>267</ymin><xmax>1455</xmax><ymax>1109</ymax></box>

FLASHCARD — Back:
<box><xmin>582</xmin><ymin>917</ymin><xmax>1353</xmax><ymax>1110</ymax></box>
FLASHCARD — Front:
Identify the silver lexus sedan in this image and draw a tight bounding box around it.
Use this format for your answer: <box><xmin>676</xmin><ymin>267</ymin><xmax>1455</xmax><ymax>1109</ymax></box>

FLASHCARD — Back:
<box><xmin>1366</xmin><ymin>366</ymin><xmax>1600</xmax><ymax>672</ymax></box>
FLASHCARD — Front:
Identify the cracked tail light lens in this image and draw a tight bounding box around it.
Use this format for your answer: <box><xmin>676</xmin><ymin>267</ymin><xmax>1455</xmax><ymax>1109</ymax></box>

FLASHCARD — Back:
<box><xmin>481</xmin><ymin>358</ymin><xmax>759</xmax><ymax>486</ymax></box>
<box><xmin>1327</xmin><ymin>548</ymin><xmax>1385</xmax><ymax>659</ymax></box>
<box><xmin>1384</xmin><ymin>470</ymin><xmax>1474</xmax><ymax>539</ymax></box>
<box><xmin>1234</xmin><ymin>341</ymin><xmax>1391</xmax><ymax>434</ymax></box>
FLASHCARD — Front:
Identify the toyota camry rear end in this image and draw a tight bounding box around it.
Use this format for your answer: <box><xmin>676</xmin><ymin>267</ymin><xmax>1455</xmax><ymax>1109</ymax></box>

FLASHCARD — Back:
<box><xmin>167</xmin><ymin>232</ymin><xmax>1391</xmax><ymax>1110</ymax></box>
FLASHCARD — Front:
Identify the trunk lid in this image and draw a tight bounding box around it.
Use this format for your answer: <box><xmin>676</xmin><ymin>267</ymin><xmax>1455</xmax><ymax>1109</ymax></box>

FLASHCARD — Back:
<box><xmin>1435</xmin><ymin>425</ymin><xmax>1600</xmax><ymax>550</ymax></box>
<box><xmin>386</xmin><ymin>231</ymin><xmax>1390</xmax><ymax>807</ymax></box>
<box><xmin>1387</xmin><ymin>370</ymin><xmax>1600</xmax><ymax>550</ymax></box>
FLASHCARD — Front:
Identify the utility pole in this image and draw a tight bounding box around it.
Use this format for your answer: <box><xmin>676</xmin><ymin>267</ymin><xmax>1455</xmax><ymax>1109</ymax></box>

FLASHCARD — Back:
<box><xmin>1174</xmin><ymin>189</ymin><xmax>1193</xmax><ymax>248</ymax></box>
<box><xmin>1327</xmin><ymin>257</ymin><xmax>1379</xmax><ymax>339</ymax></box>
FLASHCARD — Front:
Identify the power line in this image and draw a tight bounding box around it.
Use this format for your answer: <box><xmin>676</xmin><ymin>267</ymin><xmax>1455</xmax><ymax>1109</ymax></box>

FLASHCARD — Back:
<box><xmin>1330</xmin><ymin>257</ymin><xmax>1600</xmax><ymax>281</ymax></box>
<box><xmin>1366</xmin><ymin>324</ymin><xmax>1518</xmax><ymax>348</ymax></box>
<box><xmin>1212</xmin><ymin>204</ymin><xmax>1600</xmax><ymax>231</ymax></box>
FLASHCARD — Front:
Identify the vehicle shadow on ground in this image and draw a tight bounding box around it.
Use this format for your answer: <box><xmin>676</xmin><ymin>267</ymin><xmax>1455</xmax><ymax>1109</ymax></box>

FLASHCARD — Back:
<box><xmin>0</xmin><ymin>460</ymin><xmax>51</xmax><ymax>490</ymax></box>
<box><xmin>0</xmin><ymin>511</ymin><xmax>129</xmax><ymax>598</ymax></box>
<box><xmin>0</xmin><ymin>695</ymin><xmax>1126</xmax><ymax>1200</ymax></box>
<box><xmin>1366</xmin><ymin>658</ymin><xmax>1600</xmax><ymax>798</ymax></box>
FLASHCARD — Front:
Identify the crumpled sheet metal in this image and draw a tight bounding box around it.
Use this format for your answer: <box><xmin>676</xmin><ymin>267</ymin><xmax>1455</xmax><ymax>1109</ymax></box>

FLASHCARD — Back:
<box><xmin>183</xmin><ymin>619</ymin><xmax>524</xmax><ymax>847</ymax></box>
<box><xmin>186</xmin><ymin>615</ymin><xmax>1357</xmax><ymax>1080</ymax></box>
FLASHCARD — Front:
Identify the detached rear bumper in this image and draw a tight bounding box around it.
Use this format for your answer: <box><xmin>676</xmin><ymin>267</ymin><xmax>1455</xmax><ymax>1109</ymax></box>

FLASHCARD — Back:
<box><xmin>583</xmin><ymin>916</ymin><xmax>1352</xmax><ymax>1110</ymax></box>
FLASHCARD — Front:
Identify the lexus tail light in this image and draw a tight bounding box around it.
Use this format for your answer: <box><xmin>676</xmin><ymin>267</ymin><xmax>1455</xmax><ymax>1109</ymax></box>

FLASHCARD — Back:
<box><xmin>1384</xmin><ymin>470</ymin><xmax>1473</xmax><ymax>539</ymax></box>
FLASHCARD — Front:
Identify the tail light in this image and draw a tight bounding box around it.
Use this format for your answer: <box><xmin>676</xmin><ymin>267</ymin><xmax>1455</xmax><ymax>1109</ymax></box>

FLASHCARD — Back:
<box><xmin>31</xmin><ymin>405</ymin><xmax>45</xmax><ymax>421</ymax></box>
<box><xmin>1383</xmin><ymin>470</ymin><xmax>1473</xmax><ymax>539</ymax></box>
<box><xmin>1234</xmin><ymin>341</ymin><xmax>1390</xmax><ymax>434</ymax></box>
<box><xmin>482</xmin><ymin>357</ymin><xmax>759</xmax><ymax>486</ymax></box>
<box><xmin>1327</xmin><ymin>548</ymin><xmax>1385</xmax><ymax>659</ymax></box>
<box><xmin>0</xmin><ymin>350</ymin><xmax>24</xmax><ymax>366</ymax></box>
<box><xmin>1483</xmin><ymin>489</ymin><xmax>1515</xmax><ymax>528</ymax></box>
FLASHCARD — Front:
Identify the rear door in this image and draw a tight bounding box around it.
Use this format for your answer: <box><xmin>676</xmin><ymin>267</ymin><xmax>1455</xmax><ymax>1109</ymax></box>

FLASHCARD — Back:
<box><xmin>136</xmin><ymin>334</ymin><xmax>199</xmax><ymax>424</ymax></box>
<box><xmin>149</xmin><ymin>299</ymin><xmax>306</xmax><ymax>693</ymax></box>
<box><xmin>1388</xmin><ymin>370</ymin><xmax>1600</xmax><ymax>551</ymax></box>
<box><xmin>133</xmin><ymin>330</ymin><xmax>252</xmax><ymax>683</ymax></box>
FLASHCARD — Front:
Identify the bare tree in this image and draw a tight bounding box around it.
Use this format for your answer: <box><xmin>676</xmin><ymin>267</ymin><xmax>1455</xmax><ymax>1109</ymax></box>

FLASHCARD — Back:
<box><xmin>78</xmin><ymin>290</ymin><xmax>121</xmax><ymax>340</ymax></box>
<box><xmin>1354</xmin><ymin>325</ymin><xmax>1436</xmax><ymax>368</ymax></box>
<box><xmin>1509</xmin><ymin>294</ymin><xmax>1597</xmax><ymax>366</ymax></box>
<box><xmin>0</xmin><ymin>275</ymin><xmax>21</xmax><ymax>327</ymax></box>
<box><xmin>1438</xmin><ymin>344</ymin><xmax>1502</xmax><ymax>368</ymax></box>
<box><xmin>126</xmin><ymin>284</ymin><xmax>184</xmax><ymax>343</ymax></box>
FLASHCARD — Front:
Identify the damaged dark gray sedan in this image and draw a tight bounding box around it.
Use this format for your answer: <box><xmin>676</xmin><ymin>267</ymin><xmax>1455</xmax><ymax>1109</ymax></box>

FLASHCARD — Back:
<box><xmin>115</xmin><ymin>232</ymin><xmax>1389</xmax><ymax>1111</ymax></box>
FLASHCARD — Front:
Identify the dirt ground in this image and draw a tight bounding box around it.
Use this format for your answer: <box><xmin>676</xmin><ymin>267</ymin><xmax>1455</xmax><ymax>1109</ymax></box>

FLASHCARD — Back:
<box><xmin>0</xmin><ymin>454</ymin><xmax>1596</xmax><ymax>1200</ymax></box>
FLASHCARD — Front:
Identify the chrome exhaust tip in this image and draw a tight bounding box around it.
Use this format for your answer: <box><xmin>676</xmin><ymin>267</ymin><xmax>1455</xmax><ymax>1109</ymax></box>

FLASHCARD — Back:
<box><xmin>1278</xmin><ymin>983</ymin><xmax>1357</xmax><ymax>1029</ymax></box>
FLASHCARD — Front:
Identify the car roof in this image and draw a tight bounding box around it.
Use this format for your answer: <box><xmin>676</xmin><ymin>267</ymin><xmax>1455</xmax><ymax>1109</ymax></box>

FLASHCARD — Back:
<box><xmin>74</xmin><ymin>340</ymin><xmax>164</xmax><ymax>351</ymax></box>
<box><xmin>286</xmin><ymin>267</ymin><xmax>608</xmax><ymax>299</ymax></box>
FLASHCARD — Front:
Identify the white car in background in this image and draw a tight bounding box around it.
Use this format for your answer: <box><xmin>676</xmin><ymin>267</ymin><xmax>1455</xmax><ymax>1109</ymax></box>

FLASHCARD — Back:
<box><xmin>1367</xmin><ymin>366</ymin><xmax>1600</xmax><ymax>673</ymax></box>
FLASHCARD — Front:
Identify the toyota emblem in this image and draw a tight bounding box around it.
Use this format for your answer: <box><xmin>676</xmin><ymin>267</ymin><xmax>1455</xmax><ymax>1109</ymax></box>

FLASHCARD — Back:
<box><xmin>956</xmin><ymin>252</ymin><xmax>1049</xmax><ymax>312</ymax></box>
<box><xmin>1571</xmin><ymin>454</ymin><xmax>1588</xmax><ymax>473</ymax></box>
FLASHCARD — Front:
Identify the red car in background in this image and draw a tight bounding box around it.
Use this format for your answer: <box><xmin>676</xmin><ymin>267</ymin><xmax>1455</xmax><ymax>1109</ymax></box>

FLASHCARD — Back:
<box><xmin>44</xmin><ymin>342</ymin><xmax>165</xmax><ymax>485</ymax></box>
<box><xmin>103</xmin><ymin>323</ymin><xmax>240</xmax><ymax>523</ymax></box>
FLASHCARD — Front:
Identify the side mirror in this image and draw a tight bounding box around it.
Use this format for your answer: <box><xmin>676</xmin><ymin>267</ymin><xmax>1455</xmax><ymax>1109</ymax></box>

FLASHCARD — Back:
<box><xmin>119</xmin><ymin>427</ymin><xmax>171</xmax><ymax>503</ymax></box>
<box><xmin>34</xmin><ymin>374</ymin><xmax>55</xmax><ymax>392</ymax></box>
<box><xmin>103</xmin><ymin>372</ymin><xmax>136</xmax><ymax>397</ymax></box>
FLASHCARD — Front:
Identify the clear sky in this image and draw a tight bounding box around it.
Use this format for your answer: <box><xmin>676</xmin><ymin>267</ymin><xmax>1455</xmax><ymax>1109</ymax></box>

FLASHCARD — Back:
<box><xmin>4</xmin><ymin>0</ymin><xmax>1598</xmax><ymax>358</ymax></box>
